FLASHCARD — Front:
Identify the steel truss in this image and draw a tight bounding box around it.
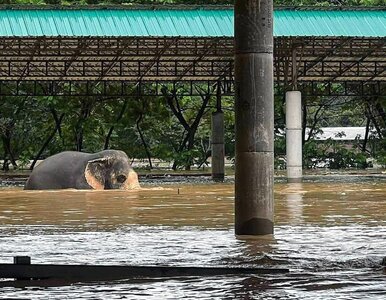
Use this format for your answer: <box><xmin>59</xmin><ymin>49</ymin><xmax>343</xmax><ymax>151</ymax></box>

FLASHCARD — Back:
<box><xmin>0</xmin><ymin>80</ymin><xmax>383</xmax><ymax>98</ymax></box>
<box><xmin>0</xmin><ymin>80</ymin><xmax>234</xmax><ymax>97</ymax></box>
<box><xmin>0</xmin><ymin>36</ymin><xmax>384</xmax><ymax>96</ymax></box>
<box><xmin>0</xmin><ymin>37</ymin><xmax>234</xmax><ymax>81</ymax></box>
<box><xmin>275</xmin><ymin>37</ymin><xmax>386</xmax><ymax>83</ymax></box>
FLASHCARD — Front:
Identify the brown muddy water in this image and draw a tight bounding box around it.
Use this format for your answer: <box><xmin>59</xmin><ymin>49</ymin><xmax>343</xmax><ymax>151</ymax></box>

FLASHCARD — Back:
<box><xmin>0</xmin><ymin>179</ymin><xmax>385</xmax><ymax>299</ymax></box>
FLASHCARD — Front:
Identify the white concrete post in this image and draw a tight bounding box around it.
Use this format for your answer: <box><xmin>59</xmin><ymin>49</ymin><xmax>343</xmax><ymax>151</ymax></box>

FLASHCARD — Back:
<box><xmin>286</xmin><ymin>91</ymin><xmax>302</xmax><ymax>183</ymax></box>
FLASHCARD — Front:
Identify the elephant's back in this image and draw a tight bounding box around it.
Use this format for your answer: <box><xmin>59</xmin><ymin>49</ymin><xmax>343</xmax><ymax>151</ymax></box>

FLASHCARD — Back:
<box><xmin>33</xmin><ymin>151</ymin><xmax>88</xmax><ymax>172</ymax></box>
<box><xmin>25</xmin><ymin>151</ymin><xmax>91</xmax><ymax>189</ymax></box>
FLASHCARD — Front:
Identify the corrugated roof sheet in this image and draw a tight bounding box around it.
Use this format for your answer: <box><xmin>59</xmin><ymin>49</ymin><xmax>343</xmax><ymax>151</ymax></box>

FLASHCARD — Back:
<box><xmin>0</xmin><ymin>9</ymin><xmax>384</xmax><ymax>37</ymax></box>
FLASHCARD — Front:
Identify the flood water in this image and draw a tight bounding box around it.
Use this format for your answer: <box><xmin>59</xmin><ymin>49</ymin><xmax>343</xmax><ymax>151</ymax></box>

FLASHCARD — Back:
<box><xmin>0</xmin><ymin>178</ymin><xmax>385</xmax><ymax>299</ymax></box>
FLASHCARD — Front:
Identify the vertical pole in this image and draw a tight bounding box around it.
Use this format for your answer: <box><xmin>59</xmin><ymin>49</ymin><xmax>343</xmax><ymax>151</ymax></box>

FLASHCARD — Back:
<box><xmin>286</xmin><ymin>91</ymin><xmax>302</xmax><ymax>183</ymax></box>
<box><xmin>234</xmin><ymin>0</ymin><xmax>274</xmax><ymax>236</ymax></box>
<box><xmin>212</xmin><ymin>83</ymin><xmax>225</xmax><ymax>182</ymax></box>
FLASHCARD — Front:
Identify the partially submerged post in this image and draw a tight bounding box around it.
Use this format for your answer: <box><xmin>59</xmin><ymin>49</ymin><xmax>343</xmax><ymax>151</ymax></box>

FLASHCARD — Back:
<box><xmin>234</xmin><ymin>0</ymin><xmax>274</xmax><ymax>235</ymax></box>
<box><xmin>211</xmin><ymin>82</ymin><xmax>225</xmax><ymax>182</ymax></box>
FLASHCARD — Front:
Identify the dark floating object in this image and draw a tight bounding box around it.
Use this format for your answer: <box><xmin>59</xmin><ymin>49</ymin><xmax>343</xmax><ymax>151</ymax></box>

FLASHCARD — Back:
<box><xmin>381</xmin><ymin>257</ymin><xmax>386</xmax><ymax>266</ymax></box>
<box><xmin>0</xmin><ymin>256</ymin><xmax>289</xmax><ymax>287</ymax></box>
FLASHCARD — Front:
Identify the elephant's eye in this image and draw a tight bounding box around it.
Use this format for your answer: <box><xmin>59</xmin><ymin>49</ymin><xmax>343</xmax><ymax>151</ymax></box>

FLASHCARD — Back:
<box><xmin>116</xmin><ymin>175</ymin><xmax>127</xmax><ymax>183</ymax></box>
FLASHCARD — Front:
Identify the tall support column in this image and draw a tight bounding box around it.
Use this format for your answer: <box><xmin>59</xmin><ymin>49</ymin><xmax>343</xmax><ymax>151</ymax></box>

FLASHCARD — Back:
<box><xmin>286</xmin><ymin>91</ymin><xmax>302</xmax><ymax>183</ymax></box>
<box><xmin>212</xmin><ymin>83</ymin><xmax>225</xmax><ymax>182</ymax></box>
<box><xmin>234</xmin><ymin>0</ymin><xmax>274</xmax><ymax>236</ymax></box>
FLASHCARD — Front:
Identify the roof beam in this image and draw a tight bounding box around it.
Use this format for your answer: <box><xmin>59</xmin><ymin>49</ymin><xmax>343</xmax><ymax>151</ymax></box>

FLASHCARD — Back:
<box><xmin>329</xmin><ymin>40</ymin><xmax>386</xmax><ymax>81</ymax></box>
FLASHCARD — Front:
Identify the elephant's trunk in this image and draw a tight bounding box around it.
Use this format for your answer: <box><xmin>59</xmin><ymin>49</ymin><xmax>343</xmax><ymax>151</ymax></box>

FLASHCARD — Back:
<box><xmin>123</xmin><ymin>170</ymin><xmax>141</xmax><ymax>190</ymax></box>
<box><xmin>104</xmin><ymin>182</ymin><xmax>114</xmax><ymax>189</ymax></box>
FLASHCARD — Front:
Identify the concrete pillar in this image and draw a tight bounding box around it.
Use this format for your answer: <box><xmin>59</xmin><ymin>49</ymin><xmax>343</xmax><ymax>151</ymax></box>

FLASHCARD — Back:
<box><xmin>234</xmin><ymin>0</ymin><xmax>274</xmax><ymax>236</ymax></box>
<box><xmin>211</xmin><ymin>111</ymin><xmax>225</xmax><ymax>182</ymax></box>
<box><xmin>286</xmin><ymin>91</ymin><xmax>302</xmax><ymax>183</ymax></box>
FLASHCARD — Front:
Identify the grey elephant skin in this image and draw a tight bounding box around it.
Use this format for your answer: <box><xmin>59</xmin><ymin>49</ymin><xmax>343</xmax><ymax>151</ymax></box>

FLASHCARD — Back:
<box><xmin>24</xmin><ymin>150</ymin><xmax>140</xmax><ymax>190</ymax></box>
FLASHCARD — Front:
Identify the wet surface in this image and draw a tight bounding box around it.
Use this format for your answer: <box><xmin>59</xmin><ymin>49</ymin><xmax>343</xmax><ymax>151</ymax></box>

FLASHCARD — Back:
<box><xmin>0</xmin><ymin>180</ymin><xmax>385</xmax><ymax>299</ymax></box>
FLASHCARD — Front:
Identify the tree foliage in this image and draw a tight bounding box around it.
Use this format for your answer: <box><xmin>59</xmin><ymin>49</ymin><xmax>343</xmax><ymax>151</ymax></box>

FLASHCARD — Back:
<box><xmin>1</xmin><ymin>82</ymin><xmax>384</xmax><ymax>171</ymax></box>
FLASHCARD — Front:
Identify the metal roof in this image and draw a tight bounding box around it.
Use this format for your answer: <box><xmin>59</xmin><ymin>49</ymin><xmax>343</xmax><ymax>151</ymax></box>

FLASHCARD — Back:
<box><xmin>0</xmin><ymin>8</ymin><xmax>385</xmax><ymax>37</ymax></box>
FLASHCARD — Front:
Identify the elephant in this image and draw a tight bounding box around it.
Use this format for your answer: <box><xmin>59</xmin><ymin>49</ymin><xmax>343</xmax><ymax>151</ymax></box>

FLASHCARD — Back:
<box><xmin>24</xmin><ymin>150</ymin><xmax>140</xmax><ymax>190</ymax></box>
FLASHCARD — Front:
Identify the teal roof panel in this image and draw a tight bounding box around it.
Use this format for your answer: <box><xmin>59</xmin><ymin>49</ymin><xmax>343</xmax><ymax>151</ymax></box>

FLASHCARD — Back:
<box><xmin>0</xmin><ymin>9</ymin><xmax>384</xmax><ymax>37</ymax></box>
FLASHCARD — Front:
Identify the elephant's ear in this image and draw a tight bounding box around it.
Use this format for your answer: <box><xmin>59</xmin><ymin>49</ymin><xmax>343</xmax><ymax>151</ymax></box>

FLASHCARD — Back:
<box><xmin>84</xmin><ymin>157</ymin><xmax>108</xmax><ymax>190</ymax></box>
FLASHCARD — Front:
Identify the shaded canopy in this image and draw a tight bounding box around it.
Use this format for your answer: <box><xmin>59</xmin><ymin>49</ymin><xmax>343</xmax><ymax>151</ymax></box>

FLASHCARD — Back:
<box><xmin>0</xmin><ymin>6</ymin><xmax>384</xmax><ymax>97</ymax></box>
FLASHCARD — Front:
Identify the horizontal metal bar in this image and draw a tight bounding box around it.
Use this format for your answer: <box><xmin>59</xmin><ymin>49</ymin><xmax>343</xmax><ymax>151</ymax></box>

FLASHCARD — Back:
<box><xmin>0</xmin><ymin>263</ymin><xmax>289</xmax><ymax>282</ymax></box>
<box><xmin>0</xmin><ymin>80</ymin><xmax>383</xmax><ymax>97</ymax></box>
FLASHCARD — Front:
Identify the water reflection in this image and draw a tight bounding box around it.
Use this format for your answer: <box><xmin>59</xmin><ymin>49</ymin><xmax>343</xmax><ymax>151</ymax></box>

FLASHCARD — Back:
<box><xmin>285</xmin><ymin>183</ymin><xmax>304</xmax><ymax>224</ymax></box>
<box><xmin>0</xmin><ymin>180</ymin><xmax>385</xmax><ymax>299</ymax></box>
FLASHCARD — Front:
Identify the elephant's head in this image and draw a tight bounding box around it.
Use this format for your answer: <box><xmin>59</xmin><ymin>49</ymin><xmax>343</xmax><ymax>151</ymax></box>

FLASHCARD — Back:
<box><xmin>84</xmin><ymin>150</ymin><xmax>140</xmax><ymax>190</ymax></box>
